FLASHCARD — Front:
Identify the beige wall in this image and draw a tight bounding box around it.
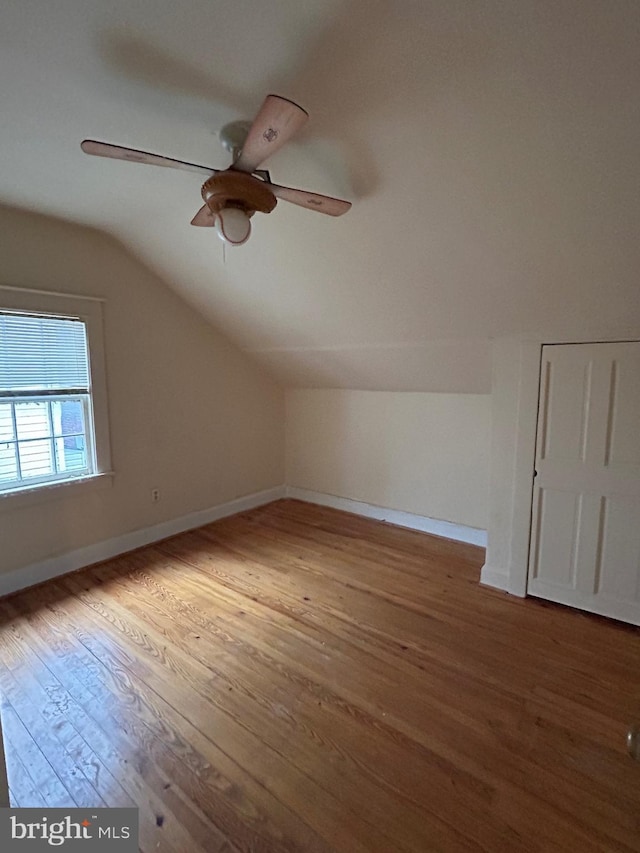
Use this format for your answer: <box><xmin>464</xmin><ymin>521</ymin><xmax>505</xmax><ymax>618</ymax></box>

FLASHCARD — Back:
<box><xmin>286</xmin><ymin>389</ymin><xmax>490</xmax><ymax>530</ymax></box>
<box><xmin>0</xmin><ymin>206</ymin><xmax>284</xmax><ymax>577</ymax></box>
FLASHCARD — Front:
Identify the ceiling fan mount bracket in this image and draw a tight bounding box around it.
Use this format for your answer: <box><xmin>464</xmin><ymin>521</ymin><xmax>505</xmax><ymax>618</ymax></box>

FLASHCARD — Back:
<box><xmin>218</xmin><ymin>120</ymin><xmax>253</xmax><ymax>161</ymax></box>
<box><xmin>201</xmin><ymin>171</ymin><xmax>277</xmax><ymax>217</ymax></box>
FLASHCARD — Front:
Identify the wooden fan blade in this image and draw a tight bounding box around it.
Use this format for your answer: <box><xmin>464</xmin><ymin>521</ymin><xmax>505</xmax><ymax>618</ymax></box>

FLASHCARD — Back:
<box><xmin>81</xmin><ymin>140</ymin><xmax>216</xmax><ymax>177</ymax></box>
<box><xmin>266</xmin><ymin>182</ymin><xmax>352</xmax><ymax>217</ymax></box>
<box><xmin>232</xmin><ymin>95</ymin><xmax>308</xmax><ymax>173</ymax></box>
<box><xmin>190</xmin><ymin>205</ymin><xmax>216</xmax><ymax>227</ymax></box>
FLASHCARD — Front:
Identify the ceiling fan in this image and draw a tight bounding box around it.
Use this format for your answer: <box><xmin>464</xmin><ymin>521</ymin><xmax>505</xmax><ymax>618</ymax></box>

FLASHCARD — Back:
<box><xmin>81</xmin><ymin>94</ymin><xmax>351</xmax><ymax>246</ymax></box>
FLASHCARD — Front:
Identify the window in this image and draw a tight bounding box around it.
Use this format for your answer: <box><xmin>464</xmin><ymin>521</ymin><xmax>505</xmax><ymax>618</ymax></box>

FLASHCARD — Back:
<box><xmin>0</xmin><ymin>287</ymin><xmax>111</xmax><ymax>498</ymax></box>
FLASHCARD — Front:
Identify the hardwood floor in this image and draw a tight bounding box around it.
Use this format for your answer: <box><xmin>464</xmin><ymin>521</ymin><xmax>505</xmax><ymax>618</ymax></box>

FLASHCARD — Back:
<box><xmin>0</xmin><ymin>499</ymin><xmax>639</xmax><ymax>852</ymax></box>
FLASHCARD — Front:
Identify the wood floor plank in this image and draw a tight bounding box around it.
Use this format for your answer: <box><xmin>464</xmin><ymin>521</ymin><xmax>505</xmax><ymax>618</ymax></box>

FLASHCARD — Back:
<box><xmin>4</xmin><ymin>593</ymin><xmax>312</xmax><ymax>853</ymax></box>
<box><xmin>152</xmin><ymin>531</ymin><xmax>637</xmax><ymax>850</ymax></box>
<box><xmin>73</xmin><ymin>561</ymin><xmax>505</xmax><ymax>851</ymax></box>
<box><xmin>55</xmin><ymin>574</ymin><xmax>430</xmax><ymax>853</ymax></box>
<box><xmin>106</xmin><ymin>551</ymin><xmax>639</xmax><ymax>843</ymax></box>
<box><xmin>1</xmin><ymin>707</ymin><xmax>48</xmax><ymax>809</ymax></box>
<box><xmin>1</xmin><ymin>499</ymin><xmax>639</xmax><ymax>852</ymax></box>
<box><xmin>0</xmin><ymin>697</ymin><xmax>72</xmax><ymax>808</ymax></box>
<box><xmin>0</xmin><ymin>618</ymin><xmax>133</xmax><ymax>807</ymax></box>
<box><xmin>6</xmin><ymin>604</ymin><xmax>238</xmax><ymax>853</ymax></box>
<box><xmin>12</xmin><ymin>584</ymin><xmax>335</xmax><ymax>853</ymax></box>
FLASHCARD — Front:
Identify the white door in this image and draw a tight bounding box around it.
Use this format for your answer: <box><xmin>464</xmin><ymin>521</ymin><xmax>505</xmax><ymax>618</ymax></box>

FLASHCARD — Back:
<box><xmin>528</xmin><ymin>342</ymin><xmax>640</xmax><ymax>625</ymax></box>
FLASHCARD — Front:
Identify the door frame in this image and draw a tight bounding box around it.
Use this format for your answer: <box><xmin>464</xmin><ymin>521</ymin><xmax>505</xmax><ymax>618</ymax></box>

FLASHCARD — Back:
<box><xmin>482</xmin><ymin>334</ymin><xmax>640</xmax><ymax>598</ymax></box>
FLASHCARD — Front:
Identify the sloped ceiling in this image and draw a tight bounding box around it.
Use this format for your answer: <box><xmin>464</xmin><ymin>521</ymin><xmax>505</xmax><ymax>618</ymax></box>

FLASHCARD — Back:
<box><xmin>1</xmin><ymin>0</ymin><xmax>639</xmax><ymax>392</ymax></box>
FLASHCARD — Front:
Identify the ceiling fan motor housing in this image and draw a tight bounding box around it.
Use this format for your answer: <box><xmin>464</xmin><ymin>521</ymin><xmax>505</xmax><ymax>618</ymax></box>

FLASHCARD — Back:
<box><xmin>201</xmin><ymin>171</ymin><xmax>277</xmax><ymax>218</ymax></box>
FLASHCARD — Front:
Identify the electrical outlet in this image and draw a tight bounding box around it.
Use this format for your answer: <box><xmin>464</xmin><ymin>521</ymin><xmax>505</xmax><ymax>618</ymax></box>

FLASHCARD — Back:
<box><xmin>151</xmin><ymin>488</ymin><xmax>160</xmax><ymax>503</ymax></box>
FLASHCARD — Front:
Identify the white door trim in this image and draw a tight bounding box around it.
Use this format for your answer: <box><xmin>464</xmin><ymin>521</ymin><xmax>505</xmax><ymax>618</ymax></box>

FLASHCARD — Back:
<box><xmin>484</xmin><ymin>334</ymin><xmax>640</xmax><ymax>599</ymax></box>
<box><xmin>526</xmin><ymin>341</ymin><xmax>640</xmax><ymax>624</ymax></box>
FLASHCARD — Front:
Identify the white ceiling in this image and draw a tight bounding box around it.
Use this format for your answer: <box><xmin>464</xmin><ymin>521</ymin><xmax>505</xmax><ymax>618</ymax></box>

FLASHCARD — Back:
<box><xmin>2</xmin><ymin>0</ymin><xmax>639</xmax><ymax>392</ymax></box>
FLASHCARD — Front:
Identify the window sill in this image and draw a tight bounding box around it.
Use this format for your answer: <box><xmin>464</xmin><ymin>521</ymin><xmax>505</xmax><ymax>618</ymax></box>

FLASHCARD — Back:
<box><xmin>0</xmin><ymin>472</ymin><xmax>114</xmax><ymax>510</ymax></box>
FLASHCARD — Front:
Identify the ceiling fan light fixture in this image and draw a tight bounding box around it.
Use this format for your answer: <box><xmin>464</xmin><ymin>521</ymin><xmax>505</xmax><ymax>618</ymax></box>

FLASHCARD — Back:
<box><xmin>214</xmin><ymin>206</ymin><xmax>252</xmax><ymax>246</ymax></box>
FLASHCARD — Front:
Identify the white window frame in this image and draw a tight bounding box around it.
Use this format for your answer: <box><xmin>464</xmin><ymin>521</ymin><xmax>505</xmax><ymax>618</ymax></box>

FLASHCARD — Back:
<box><xmin>0</xmin><ymin>285</ymin><xmax>112</xmax><ymax>504</ymax></box>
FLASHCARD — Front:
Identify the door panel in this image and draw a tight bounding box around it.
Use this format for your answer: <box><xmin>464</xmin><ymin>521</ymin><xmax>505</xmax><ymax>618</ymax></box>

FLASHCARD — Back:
<box><xmin>530</xmin><ymin>488</ymin><xmax>581</xmax><ymax>588</ymax></box>
<box><xmin>608</xmin><ymin>354</ymin><xmax>640</xmax><ymax>467</ymax></box>
<box><xmin>597</xmin><ymin>496</ymin><xmax>640</xmax><ymax>602</ymax></box>
<box><xmin>528</xmin><ymin>342</ymin><xmax>640</xmax><ymax>625</ymax></box>
<box><xmin>539</xmin><ymin>355</ymin><xmax>591</xmax><ymax>463</ymax></box>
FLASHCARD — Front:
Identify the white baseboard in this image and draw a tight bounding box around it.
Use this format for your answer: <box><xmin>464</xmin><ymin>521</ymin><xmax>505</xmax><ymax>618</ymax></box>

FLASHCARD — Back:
<box><xmin>285</xmin><ymin>486</ymin><xmax>487</xmax><ymax>547</ymax></box>
<box><xmin>0</xmin><ymin>484</ymin><xmax>488</xmax><ymax>599</ymax></box>
<box><xmin>0</xmin><ymin>485</ymin><xmax>285</xmax><ymax>598</ymax></box>
<box><xmin>480</xmin><ymin>563</ymin><xmax>510</xmax><ymax>591</ymax></box>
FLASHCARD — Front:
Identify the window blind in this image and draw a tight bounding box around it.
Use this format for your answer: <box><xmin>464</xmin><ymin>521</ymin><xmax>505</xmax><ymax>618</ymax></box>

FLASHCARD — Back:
<box><xmin>0</xmin><ymin>312</ymin><xmax>90</xmax><ymax>394</ymax></box>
